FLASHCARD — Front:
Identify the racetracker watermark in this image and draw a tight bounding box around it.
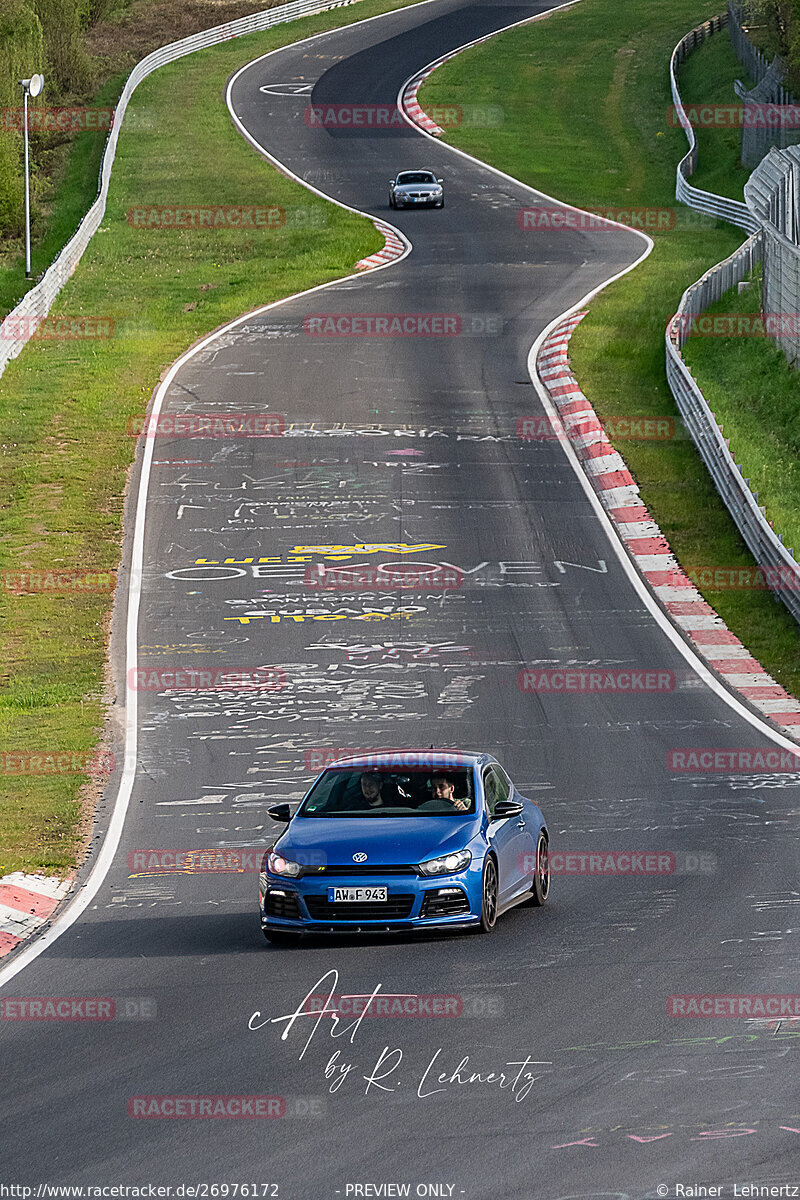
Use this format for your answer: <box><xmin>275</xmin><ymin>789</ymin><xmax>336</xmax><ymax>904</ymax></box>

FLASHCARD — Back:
<box><xmin>668</xmin><ymin>103</ymin><xmax>800</xmax><ymax>128</ymax></box>
<box><xmin>303</xmin><ymin>313</ymin><xmax>502</xmax><ymax>337</ymax></box>
<box><xmin>0</xmin><ymin>750</ymin><xmax>114</xmax><ymax>776</ymax></box>
<box><xmin>0</xmin><ymin>997</ymin><xmax>155</xmax><ymax>1020</ymax></box>
<box><xmin>306</xmin><ymin>103</ymin><xmax>406</xmax><ymax>128</ymax></box>
<box><xmin>304</xmin><ymin>563</ymin><xmax>463</xmax><ymax>590</ymax></box>
<box><xmin>127</xmin><ymin>206</ymin><xmax>285</xmax><ymax>229</ymax></box>
<box><xmin>1</xmin><ymin>106</ymin><xmax>114</xmax><ymax>132</ymax></box>
<box><xmin>1</xmin><ymin>569</ymin><xmax>115</xmax><ymax>594</ymax></box>
<box><xmin>523</xmin><ymin>851</ymin><xmax>676</xmax><ymax>875</ymax></box>
<box><xmin>304</xmin><ymin>102</ymin><xmax>503</xmax><ymax>128</ymax></box>
<box><xmin>128</xmin><ymin>848</ymin><xmax>325</xmax><ymax>874</ymax></box>
<box><xmin>517</xmin><ymin>415</ymin><xmax>675</xmax><ymax>441</ymax></box>
<box><xmin>519</xmin><ymin>849</ymin><xmax>717</xmax><ymax>875</ymax></box>
<box><xmin>668</xmin><ymin>995</ymin><xmax>800</xmax><ymax>1017</ymax></box>
<box><xmin>302</xmin><ymin>993</ymin><xmax>503</xmax><ymax>1017</ymax></box>
<box><xmin>518</xmin><ymin>206</ymin><xmax>676</xmax><ymax>231</ymax></box>
<box><xmin>518</xmin><ymin>668</ymin><xmax>676</xmax><ymax>693</ymax></box>
<box><xmin>127</xmin><ymin>668</ymin><xmax>285</xmax><ymax>692</ymax></box>
<box><xmin>665</xmin><ymin>565</ymin><xmax>800</xmax><ymax>591</ymax></box>
<box><xmin>0</xmin><ymin>315</ymin><xmax>114</xmax><ymax>341</ymax></box>
<box><xmin>668</xmin><ymin>748</ymin><xmax>800</xmax><ymax>772</ymax></box>
<box><xmin>306</xmin><ymin>993</ymin><xmax>461</xmax><ymax>1016</ymax></box>
<box><xmin>671</xmin><ymin>313</ymin><xmax>800</xmax><ymax>338</ymax></box>
<box><xmin>128</xmin><ymin>1096</ymin><xmax>285</xmax><ymax>1119</ymax></box>
<box><xmin>303</xmin><ymin>750</ymin><xmax>471</xmax><ymax>771</ymax></box>
<box><xmin>425</xmin><ymin>103</ymin><xmax>504</xmax><ymax>128</ymax></box>
<box><xmin>128</xmin><ymin>413</ymin><xmax>285</xmax><ymax>438</ymax></box>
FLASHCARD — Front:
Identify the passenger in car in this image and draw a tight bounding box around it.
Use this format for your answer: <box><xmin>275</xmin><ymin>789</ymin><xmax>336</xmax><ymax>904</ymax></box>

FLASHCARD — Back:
<box><xmin>360</xmin><ymin>771</ymin><xmax>388</xmax><ymax>808</ymax></box>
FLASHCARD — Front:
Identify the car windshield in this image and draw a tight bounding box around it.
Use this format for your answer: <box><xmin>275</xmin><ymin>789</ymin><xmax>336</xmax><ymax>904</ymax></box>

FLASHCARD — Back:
<box><xmin>298</xmin><ymin>766</ymin><xmax>475</xmax><ymax>817</ymax></box>
<box><xmin>396</xmin><ymin>172</ymin><xmax>437</xmax><ymax>185</ymax></box>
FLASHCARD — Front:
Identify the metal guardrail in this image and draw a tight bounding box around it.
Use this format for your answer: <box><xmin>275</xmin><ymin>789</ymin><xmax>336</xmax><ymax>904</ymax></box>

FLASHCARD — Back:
<box><xmin>735</xmin><ymin>58</ymin><xmax>791</xmax><ymax>166</ymax></box>
<box><xmin>670</xmin><ymin>12</ymin><xmax>760</xmax><ymax>233</ymax></box>
<box><xmin>666</xmin><ymin>18</ymin><xmax>800</xmax><ymax>621</ymax></box>
<box><xmin>745</xmin><ymin>144</ymin><xmax>800</xmax><ymax>365</ymax></box>
<box><xmin>729</xmin><ymin>3</ymin><xmax>799</xmax><ymax>166</ymax></box>
<box><xmin>665</xmin><ymin>234</ymin><xmax>800</xmax><ymax>622</ymax></box>
<box><xmin>0</xmin><ymin>0</ymin><xmax>359</xmax><ymax>378</ymax></box>
<box><xmin>727</xmin><ymin>0</ymin><xmax>772</xmax><ymax>86</ymax></box>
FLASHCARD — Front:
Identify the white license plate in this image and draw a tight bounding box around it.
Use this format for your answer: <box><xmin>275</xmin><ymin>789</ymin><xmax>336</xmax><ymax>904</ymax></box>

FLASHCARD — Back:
<box><xmin>328</xmin><ymin>887</ymin><xmax>388</xmax><ymax>903</ymax></box>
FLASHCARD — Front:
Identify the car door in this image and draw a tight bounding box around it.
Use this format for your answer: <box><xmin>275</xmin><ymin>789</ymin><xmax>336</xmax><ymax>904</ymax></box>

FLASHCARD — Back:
<box><xmin>483</xmin><ymin>765</ymin><xmax>535</xmax><ymax>908</ymax></box>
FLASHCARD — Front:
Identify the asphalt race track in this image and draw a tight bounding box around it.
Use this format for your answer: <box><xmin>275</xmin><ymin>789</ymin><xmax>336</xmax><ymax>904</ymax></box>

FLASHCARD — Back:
<box><xmin>3</xmin><ymin>2</ymin><xmax>800</xmax><ymax>1196</ymax></box>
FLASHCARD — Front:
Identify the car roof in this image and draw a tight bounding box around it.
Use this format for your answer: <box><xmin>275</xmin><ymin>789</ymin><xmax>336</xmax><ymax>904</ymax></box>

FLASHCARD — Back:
<box><xmin>323</xmin><ymin>749</ymin><xmax>491</xmax><ymax>769</ymax></box>
<box><xmin>396</xmin><ymin>169</ymin><xmax>437</xmax><ymax>176</ymax></box>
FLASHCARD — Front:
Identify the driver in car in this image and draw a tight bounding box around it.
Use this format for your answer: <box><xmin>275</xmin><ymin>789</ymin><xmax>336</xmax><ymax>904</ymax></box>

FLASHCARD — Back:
<box><xmin>431</xmin><ymin>774</ymin><xmax>469</xmax><ymax>812</ymax></box>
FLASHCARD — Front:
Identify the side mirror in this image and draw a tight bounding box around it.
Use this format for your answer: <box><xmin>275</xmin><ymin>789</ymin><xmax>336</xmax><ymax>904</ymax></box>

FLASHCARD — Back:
<box><xmin>437</xmin><ymin>178</ymin><xmax>444</xmax><ymax>183</ymax></box>
<box><xmin>267</xmin><ymin>803</ymin><xmax>292</xmax><ymax>823</ymax></box>
<box><xmin>389</xmin><ymin>179</ymin><xmax>395</xmax><ymax>186</ymax></box>
<box><xmin>492</xmin><ymin>799</ymin><xmax>524</xmax><ymax>819</ymax></box>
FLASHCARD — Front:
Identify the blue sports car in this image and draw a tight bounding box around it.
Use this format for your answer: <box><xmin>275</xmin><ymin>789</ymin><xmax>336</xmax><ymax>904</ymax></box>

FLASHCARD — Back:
<box><xmin>259</xmin><ymin>750</ymin><xmax>549</xmax><ymax>945</ymax></box>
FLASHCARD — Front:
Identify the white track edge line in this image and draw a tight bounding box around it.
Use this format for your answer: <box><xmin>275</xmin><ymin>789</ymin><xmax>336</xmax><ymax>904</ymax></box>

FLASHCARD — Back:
<box><xmin>529</xmin><ymin>319</ymin><xmax>800</xmax><ymax>752</ymax></box>
<box><xmin>397</xmin><ymin>5</ymin><xmax>800</xmax><ymax>751</ymax></box>
<box><xmin>6</xmin><ymin>0</ymin><xmax>782</xmax><ymax>988</ymax></box>
<box><xmin>0</xmin><ymin>0</ymin><xmax>442</xmax><ymax>990</ymax></box>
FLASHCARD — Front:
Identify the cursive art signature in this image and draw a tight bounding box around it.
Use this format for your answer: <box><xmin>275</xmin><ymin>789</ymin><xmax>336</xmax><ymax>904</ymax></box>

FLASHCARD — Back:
<box><xmin>248</xmin><ymin>969</ymin><xmax>550</xmax><ymax>1103</ymax></box>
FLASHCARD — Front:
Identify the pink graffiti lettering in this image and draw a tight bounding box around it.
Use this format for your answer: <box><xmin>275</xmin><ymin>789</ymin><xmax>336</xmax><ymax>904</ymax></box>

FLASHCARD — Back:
<box><xmin>690</xmin><ymin>1128</ymin><xmax>756</xmax><ymax>1140</ymax></box>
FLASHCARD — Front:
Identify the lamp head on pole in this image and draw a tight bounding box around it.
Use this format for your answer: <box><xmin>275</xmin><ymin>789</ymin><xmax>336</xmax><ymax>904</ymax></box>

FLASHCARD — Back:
<box><xmin>20</xmin><ymin>74</ymin><xmax>44</xmax><ymax>97</ymax></box>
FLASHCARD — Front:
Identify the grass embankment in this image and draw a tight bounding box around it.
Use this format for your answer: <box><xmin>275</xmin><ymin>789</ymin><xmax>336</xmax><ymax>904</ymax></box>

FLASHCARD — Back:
<box><xmin>0</xmin><ymin>0</ymin><xmax>424</xmax><ymax>877</ymax></box>
<box><xmin>678</xmin><ymin>26</ymin><xmax>754</xmax><ymax>200</ymax></box>
<box><xmin>420</xmin><ymin>1</ymin><xmax>800</xmax><ymax>698</ymax></box>
<box><xmin>679</xmin><ymin>33</ymin><xmax>800</xmax><ymax>584</ymax></box>
<box><xmin>0</xmin><ymin>0</ymin><xmax>303</xmax><ymax>314</ymax></box>
<box><xmin>683</xmin><ymin>274</ymin><xmax>800</xmax><ymax>564</ymax></box>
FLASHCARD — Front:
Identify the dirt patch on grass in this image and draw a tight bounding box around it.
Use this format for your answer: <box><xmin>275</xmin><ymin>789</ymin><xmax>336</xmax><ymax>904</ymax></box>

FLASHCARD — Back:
<box><xmin>84</xmin><ymin>0</ymin><xmax>288</xmax><ymax>78</ymax></box>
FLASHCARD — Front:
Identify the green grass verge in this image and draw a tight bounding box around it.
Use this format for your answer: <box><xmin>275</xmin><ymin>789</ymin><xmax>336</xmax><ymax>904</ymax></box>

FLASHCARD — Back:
<box><xmin>0</xmin><ymin>0</ymin><xmax>426</xmax><ymax>877</ymax></box>
<box><xmin>683</xmin><ymin>270</ymin><xmax>800</xmax><ymax>565</ymax></box>
<box><xmin>420</xmin><ymin>2</ymin><xmax>800</xmax><ymax>697</ymax></box>
<box><xmin>678</xmin><ymin>26</ymin><xmax>754</xmax><ymax>200</ymax></box>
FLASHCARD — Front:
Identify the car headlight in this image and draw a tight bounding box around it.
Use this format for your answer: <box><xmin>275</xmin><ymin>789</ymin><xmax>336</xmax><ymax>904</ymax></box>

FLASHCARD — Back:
<box><xmin>418</xmin><ymin>849</ymin><xmax>471</xmax><ymax>876</ymax></box>
<box><xmin>267</xmin><ymin>851</ymin><xmax>302</xmax><ymax>878</ymax></box>
<box><xmin>432</xmin><ymin>187</ymin><xmax>442</xmax><ymax>194</ymax></box>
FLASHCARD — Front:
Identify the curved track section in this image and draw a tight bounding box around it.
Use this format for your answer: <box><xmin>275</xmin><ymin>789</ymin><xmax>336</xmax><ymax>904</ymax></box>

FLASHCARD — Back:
<box><xmin>2</xmin><ymin>3</ymin><xmax>800</xmax><ymax>1197</ymax></box>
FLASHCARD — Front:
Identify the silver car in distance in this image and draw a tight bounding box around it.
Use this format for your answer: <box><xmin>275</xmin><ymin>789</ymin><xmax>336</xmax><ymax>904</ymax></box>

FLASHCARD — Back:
<box><xmin>389</xmin><ymin>169</ymin><xmax>444</xmax><ymax>209</ymax></box>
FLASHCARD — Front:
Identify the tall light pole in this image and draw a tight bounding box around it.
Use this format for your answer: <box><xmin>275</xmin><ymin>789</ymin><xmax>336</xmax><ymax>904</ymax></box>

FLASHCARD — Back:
<box><xmin>19</xmin><ymin>74</ymin><xmax>44</xmax><ymax>279</ymax></box>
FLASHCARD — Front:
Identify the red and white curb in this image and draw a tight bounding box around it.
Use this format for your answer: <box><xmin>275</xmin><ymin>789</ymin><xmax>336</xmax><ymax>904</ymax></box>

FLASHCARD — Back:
<box><xmin>355</xmin><ymin>219</ymin><xmax>406</xmax><ymax>270</ymax></box>
<box><xmin>537</xmin><ymin>312</ymin><xmax>800</xmax><ymax>736</ymax></box>
<box><xmin>0</xmin><ymin>872</ymin><xmax>71</xmax><ymax>957</ymax></box>
<box><xmin>402</xmin><ymin>78</ymin><xmax>444</xmax><ymax>136</ymax></box>
<box><xmin>401</xmin><ymin>61</ymin><xmax>457</xmax><ymax>136</ymax></box>
<box><xmin>399</xmin><ymin>2</ymin><xmax>584</xmax><ymax>139</ymax></box>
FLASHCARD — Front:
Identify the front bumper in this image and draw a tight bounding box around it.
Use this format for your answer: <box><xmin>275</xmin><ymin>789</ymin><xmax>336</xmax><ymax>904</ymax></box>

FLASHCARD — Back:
<box><xmin>260</xmin><ymin>870</ymin><xmax>479</xmax><ymax>933</ymax></box>
<box><xmin>393</xmin><ymin>194</ymin><xmax>442</xmax><ymax>207</ymax></box>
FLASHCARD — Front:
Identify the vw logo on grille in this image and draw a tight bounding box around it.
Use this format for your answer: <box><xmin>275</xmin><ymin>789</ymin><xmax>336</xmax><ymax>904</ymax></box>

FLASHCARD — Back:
<box><xmin>352</xmin><ymin>852</ymin><xmax>368</xmax><ymax>863</ymax></box>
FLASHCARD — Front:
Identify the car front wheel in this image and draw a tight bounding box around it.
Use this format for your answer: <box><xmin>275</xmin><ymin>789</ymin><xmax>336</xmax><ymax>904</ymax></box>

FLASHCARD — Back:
<box><xmin>476</xmin><ymin>858</ymin><xmax>498</xmax><ymax>933</ymax></box>
<box><xmin>529</xmin><ymin>833</ymin><xmax>550</xmax><ymax>906</ymax></box>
